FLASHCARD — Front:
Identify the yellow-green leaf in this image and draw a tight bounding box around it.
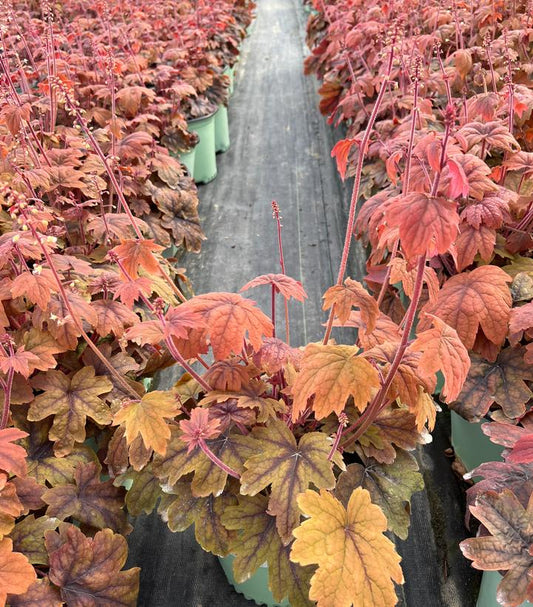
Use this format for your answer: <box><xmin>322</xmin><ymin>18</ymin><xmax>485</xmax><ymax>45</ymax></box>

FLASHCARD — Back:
<box><xmin>112</xmin><ymin>390</ymin><xmax>180</xmax><ymax>455</ymax></box>
<box><xmin>291</xmin><ymin>344</ymin><xmax>380</xmax><ymax>420</ymax></box>
<box><xmin>240</xmin><ymin>419</ymin><xmax>336</xmax><ymax>543</ymax></box>
<box><xmin>291</xmin><ymin>488</ymin><xmax>403</xmax><ymax>607</ymax></box>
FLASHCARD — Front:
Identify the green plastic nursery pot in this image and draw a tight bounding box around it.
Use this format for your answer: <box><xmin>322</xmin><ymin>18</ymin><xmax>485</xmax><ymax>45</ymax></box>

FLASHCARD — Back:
<box><xmin>215</xmin><ymin>105</ymin><xmax>231</xmax><ymax>153</ymax></box>
<box><xmin>188</xmin><ymin>111</ymin><xmax>217</xmax><ymax>184</ymax></box>
<box><xmin>162</xmin><ymin>243</ymin><xmax>178</xmax><ymax>260</ymax></box>
<box><xmin>450</xmin><ymin>411</ymin><xmax>504</xmax><ymax>473</ymax></box>
<box><xmin>477</xmin><ymin>571</ymin><xmax>533</xmax><ymax>607</ymax></box>
<box><xmin>178</xmin><ymin>146</ymin><xmax>197</xmax><ymax>178</ymax></box>
<box><xmin>450</xmin><ymin>412</ymin><xmax>509</xmax><ymax>606</ymax></box>
<box><xmin>218</xmin><ymin>555</ymin><xmax>290</xmax><ymax>607</ymax></box>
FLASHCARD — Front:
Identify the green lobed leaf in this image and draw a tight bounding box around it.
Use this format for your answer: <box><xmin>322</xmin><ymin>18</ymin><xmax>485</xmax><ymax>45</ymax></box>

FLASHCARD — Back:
<box><xmin>28</xmin><ymin>367</ymin><xmax>113</xmax><ymax>456</ymax></box>
<box><xmin>9</xmin><ymin>515</ymin><xmax>59</xmax><ymax>565</ymax></box>
<box><xmin>117</xmin><ymin>464</ymin><xmax>163</xmax><ymax>517</ymax></box>
<box><xmin>153</xmin><ymin>426</ymin><xmax>254</xmax><ymax>497</ymax></box>
<box><xmin>159</xmin><ymin>479</ymin><xmax>237</xmax><ymax>556</ymax></box>
<box><xmin>21</xmin><ymin>419</ymin><xmax>97</xmax><ymax>486</ymax></box>
<box><xmin>240</xmin><ymin>418</ymin><xmax>337</xmax><ymax>544</ymax></box>
<box><xmin>335</xmin><ymin>451</ymin><xmax>424</xmax><ymax>539</ymax></box>
<box><xmin>221</xmin><ymin>494</ymin><xmax>314</xmax><ymax>607</ymax></box>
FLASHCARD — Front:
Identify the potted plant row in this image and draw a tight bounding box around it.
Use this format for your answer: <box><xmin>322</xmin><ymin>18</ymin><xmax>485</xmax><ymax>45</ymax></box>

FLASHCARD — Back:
<box><xmin>0</xmin><ymin>0</ymin><xmax>254</xmax><ymax>604</ymax></box>
<box><xmin>304</xmin><ymin>0</ymin><xmax>533</xmax><ymax>605</ymax></box>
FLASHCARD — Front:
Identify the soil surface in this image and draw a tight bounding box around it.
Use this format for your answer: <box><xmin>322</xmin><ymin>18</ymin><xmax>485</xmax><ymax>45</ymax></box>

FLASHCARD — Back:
<box><xmin>126</xmin><ymin>0</ymin><xmax>480</xmax><ymax>604</ymax></box>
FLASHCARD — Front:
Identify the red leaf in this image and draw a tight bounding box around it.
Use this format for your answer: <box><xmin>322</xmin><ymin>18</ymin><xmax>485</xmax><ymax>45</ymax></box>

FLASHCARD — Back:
<box><xmin>385</xmin><ymin>193</ymin><xmax>459</xmax><ymax>260</ymax></box>
<box><xmin>180</xmin><ymin>408</ymin><xmax>221</xmax><ymax>453</ymax></box>
<box><xmin>240</xmin><ymin>274</ymin><xmax>307</xmax><ymax>301</ymax></box>
<box><xmin>331</xmin><ymin>138</ymin><xmax>358</xmax><ymax>180</ymax></box>
<box><xmin>446</xmin><ymin>157</ymin><xmax>469</xmax><ymax>199</ymax></box>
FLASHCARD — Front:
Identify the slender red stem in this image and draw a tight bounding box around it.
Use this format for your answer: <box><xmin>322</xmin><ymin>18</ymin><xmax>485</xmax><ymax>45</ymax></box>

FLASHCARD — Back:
<box><xmin>198</xmin><ymin>438</ymin><xmax>240</xmax><ymax>479</ymax></box>
<box><xmin>342</xmin><ymin>255</ymin><xmax>426</xmax><ymax>446</ymax></box>
<box><xmin>323</xmin><ymin>43</ymin><xmax>396</xmax><ymax>345</ymax></box>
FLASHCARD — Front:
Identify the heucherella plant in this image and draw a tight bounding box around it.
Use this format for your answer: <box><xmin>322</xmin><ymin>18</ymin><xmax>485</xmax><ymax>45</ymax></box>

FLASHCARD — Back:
<box><xmin>0</xmin><ymin>0</ymin><xmax>255</xmax><ymax>604</ymax></box>
<box><xmin>305</xmin><ymin>0</ymin><xmax>533</xmax><ymax>604</ymax></box>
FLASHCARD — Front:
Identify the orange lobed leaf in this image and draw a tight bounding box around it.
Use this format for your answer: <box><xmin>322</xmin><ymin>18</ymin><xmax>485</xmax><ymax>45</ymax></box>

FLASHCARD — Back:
<box><xmin>125</xmin><ymin>304</ymin><xmax>204</xmax><ymax>345</ymax></box>
<box><xmin>240</xmin><ymin>273</ymin><xmax>307</xmax><ymax>301</ymax></box>
<box><xmin>0</xmin><ymin>428</ymin><xmax>28</xmax><ymax>476</ymax></box>
<box><xmin>333</xmin><ymin>310</ymin><xmax>402</xmax><ymax>349</ymax></box>
<box><xmin>446</xmin><ymin>157</ymin><xmax>470</xmax><ymax>199</ymax></box>
<box><xmin>389</xmin><ymin>258</ymin><xmax>439</xmax><ymax>303</ymax></box>
<box><xmin>110</xmin><ymin>239</ymin><xmax>165</xmax><ymax>278</ymax></box>
<box><xmin>385</xmin><ymin>192</ymin><xmax>459</xmax><ymax>260</ymax></box>
<box><xmin>203</xmin><ymin>359</ymin><xmax>251</xmax><ymax>391</ymax></box>
<box><xmin>421</xmin><ymin>265</ymin><xmax>512</xmax><ymax>349</ymax></box>
<box><xmin>455</xmin><ymin>224</ymin><xmax>496</xmax><ymax>271</ymax></box>
<box><xmin>253</xmin><ymin>337</ymin><xmax>303</xmax><ymax>374</ymax></box>
<box><xmin>410</xmin><ymin>314</ymin><xmax>471</xmax><ymax>402</ymax></box>
<box><xmin>0</xmin><ymin>538</ymin><xmax>36</xmax><ymax>605</ymax></box>
<box><xmin>113</xmin><ymin>277</ymin><xmax>153</xmax><ymax>308</ymax></box>
<box><xmin>0</xmin><ymin>347</ymin><xmax>40</xmax><ymax>379</ymax></box>
<box><xmin>322</xmin><ymin>278</ymin><xmax>379</xmax><ymax>330</ymax></box>
<box><xmin>113</xmin><ymin>390</ymin><xmax>181</xmax><ymax>455</ymax></box>
<box><xmin>180</xmin><ymin>292</ymin><xmax>273</xmax><ymax>360</ymax></box>
<box><xmin>92</xmin><ymin>299</ymin><xmax>139</xmax><ymax>338</ymax></box>
<box><xmin>10</xmin><ymin>269</ymin><xmax>57</xmax><ymax>310</ymax></box>
<box><xmin>291</xmin><ymin>344</ymin><xmax>380</xmax><ymax>420</ymax></box>
<box><xmin>441</xmin><ymin>153</ymin><xmax>498</xmax><ymax>201</ymax></box>
<box><xmin>290</xmin><ymin>488</ymin><xmax>403</xmax><ymax>607</ymax></box>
